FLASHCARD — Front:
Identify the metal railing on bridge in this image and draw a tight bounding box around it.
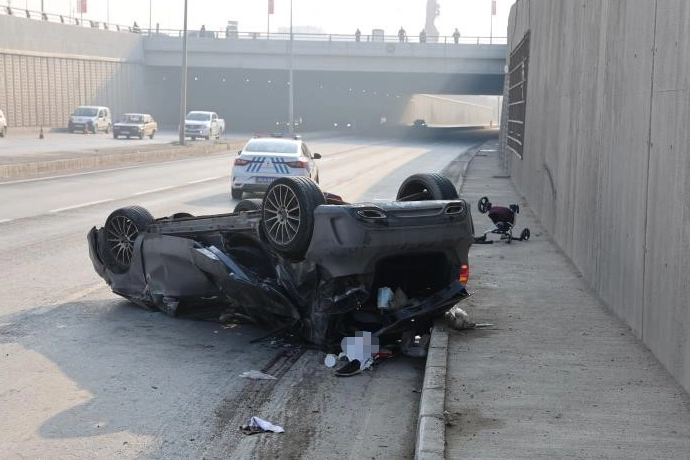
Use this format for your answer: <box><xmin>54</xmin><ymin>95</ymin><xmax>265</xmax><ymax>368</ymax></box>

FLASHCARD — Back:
<box><xmin>0</xmin><ymin>3</ymin><xmax>506</xmax><ymax>45</ymax></box>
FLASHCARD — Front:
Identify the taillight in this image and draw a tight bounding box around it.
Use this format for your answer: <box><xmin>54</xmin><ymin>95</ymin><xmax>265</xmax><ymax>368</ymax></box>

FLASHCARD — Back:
<box><xmin>286</xmin><ymin>160</ymin><xmax>307</xmax><ymax>168</ymax></box>
<box><xmin>234</xmin><ymin>158</ymin><xmax>249</xmax><ymax>166</ymax></box>
<box><xmin>459</xmin><ymin>264</ymin><xmax>469</xmax><ymax>284</ymax></box>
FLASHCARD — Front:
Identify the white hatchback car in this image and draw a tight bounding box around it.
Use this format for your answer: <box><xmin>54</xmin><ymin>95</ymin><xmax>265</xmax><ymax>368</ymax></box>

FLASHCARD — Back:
<box><xmin>231</xmin><ymin>135</ymin><xmax>321</xmax><ymax>199</ymax></box>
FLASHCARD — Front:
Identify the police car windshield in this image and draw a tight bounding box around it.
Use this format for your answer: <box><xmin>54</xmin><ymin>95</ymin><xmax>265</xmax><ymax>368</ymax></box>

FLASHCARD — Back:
<box><xmin>245</xmin><ymin>139</ymin><xmax>299</xmax><ymax>154</ymax></box>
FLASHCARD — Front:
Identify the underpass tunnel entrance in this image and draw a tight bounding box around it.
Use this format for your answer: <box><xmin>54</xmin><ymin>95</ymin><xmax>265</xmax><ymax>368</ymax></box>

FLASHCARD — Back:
<box><xmin>400</xmin><ymin>94</ymin><xmax>503</xmax><ymax>129</ymax></box>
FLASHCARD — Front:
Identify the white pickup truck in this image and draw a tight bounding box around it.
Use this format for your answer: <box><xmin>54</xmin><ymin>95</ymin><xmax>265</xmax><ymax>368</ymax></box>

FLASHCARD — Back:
<box><xmin>183</xmin><ymin>110</ymin><xmax>224</xmax><ymax>140</ymax></box>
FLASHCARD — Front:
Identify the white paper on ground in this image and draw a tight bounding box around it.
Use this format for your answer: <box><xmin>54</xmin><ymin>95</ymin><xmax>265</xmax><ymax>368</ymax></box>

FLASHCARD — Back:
<box><xmin>250</xmin><ymin>416</ymin><xmax>285</xmax><ymax>433</ymax></box>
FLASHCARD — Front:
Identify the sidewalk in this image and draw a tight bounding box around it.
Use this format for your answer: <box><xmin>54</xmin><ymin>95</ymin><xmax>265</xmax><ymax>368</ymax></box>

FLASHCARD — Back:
<box><xmin>417</xmin><ymin>144</ymin><xmax>690</xmax><ymax>459</ymax></box>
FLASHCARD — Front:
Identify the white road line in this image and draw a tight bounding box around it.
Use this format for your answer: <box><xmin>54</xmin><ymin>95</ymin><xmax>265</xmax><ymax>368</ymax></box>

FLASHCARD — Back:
<box><xmin>50</xmin><ymin>198</ymin><xmax>115</xmax><ymax>213</ymax></box>
<box><xmin>187</xmin><ymin>176</ymin><xmax>224</xmax><ymax>184</ymax></box>
<box><xmin>0</xmin><ymin>218</ymin><xmax>12</xmax><ymax>224</ymax></box>
<box><xmin>131</xmin><ymin>185</ymin><xmax>175</xmax><ymax>196</ymax></box>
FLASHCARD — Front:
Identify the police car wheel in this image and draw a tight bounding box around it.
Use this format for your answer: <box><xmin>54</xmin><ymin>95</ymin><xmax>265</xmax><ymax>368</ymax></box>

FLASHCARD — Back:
<box><xmin>396</xmin><ymin>173</ymin><xmax>459</xmax><ymax>201</ymax></box>
<box><xmin>261</xmin><ymin>177</ymin><xmax>326</xmax><ymax>260</ymax></box>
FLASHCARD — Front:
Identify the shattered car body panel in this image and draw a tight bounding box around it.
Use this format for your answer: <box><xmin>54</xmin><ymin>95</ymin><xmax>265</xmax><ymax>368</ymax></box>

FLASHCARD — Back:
<box><xmin>87</xmin><ymin>174</ymin><xmax>473</xmax><ymax>348</ymax></box>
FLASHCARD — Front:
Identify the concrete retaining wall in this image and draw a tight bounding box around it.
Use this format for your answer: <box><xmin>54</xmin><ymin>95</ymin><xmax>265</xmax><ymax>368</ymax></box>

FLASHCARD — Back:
<box><xmin>505</xmin><ymin>0</ymin><xmax>690</xmax><ymax>393</ymax></box>
<box><xmin>0</xmin><ymin>14</ymin><xmax>145</xmax><ymax>128</ymax></box>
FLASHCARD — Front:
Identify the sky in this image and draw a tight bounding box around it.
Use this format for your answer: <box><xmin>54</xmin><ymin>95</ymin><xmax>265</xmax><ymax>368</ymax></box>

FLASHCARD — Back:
<box><xmin>20</xmin><ymin>0</ymin><xmax>516</xmax><ymax>39</ymax></box>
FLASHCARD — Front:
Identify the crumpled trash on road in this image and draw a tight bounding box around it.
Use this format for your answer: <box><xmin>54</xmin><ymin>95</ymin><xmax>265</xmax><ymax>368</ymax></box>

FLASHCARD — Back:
<box><xmin>445</xmin><ymin>304</ymin><xmax>495</xmax><ymax>330</ymax></box>
<box><xmin>239</xmin><ymin>416</ymin><xmax>285</xmax><ymax>435</ymax></box>
<box><xmin>239</xmin><ymin>370</ymin><xmax>277</xmax><ymax>380</ymax></box>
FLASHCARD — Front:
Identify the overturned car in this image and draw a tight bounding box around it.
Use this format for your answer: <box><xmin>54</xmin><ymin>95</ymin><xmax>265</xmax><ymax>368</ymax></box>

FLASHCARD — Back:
<box><xmin>87</xmin><ymin>173</ymin><xmax>474</xmax><ymax>349</ymax></box>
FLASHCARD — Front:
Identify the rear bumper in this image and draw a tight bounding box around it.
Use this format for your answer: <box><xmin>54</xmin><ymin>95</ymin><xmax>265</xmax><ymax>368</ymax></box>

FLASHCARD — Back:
<box><xmin>306</xmin><ymin>200</ymin><xmax>474</xmax><ymax>277</ymax></box>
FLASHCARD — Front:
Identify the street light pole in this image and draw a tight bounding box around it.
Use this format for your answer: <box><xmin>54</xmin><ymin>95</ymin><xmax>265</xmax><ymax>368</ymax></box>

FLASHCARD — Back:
<box><xmin>149</xmin><ymin>0</ymin><xmax>152</xmax><ymax>33</ymax></box>
<box><xmin>178</xmin><ymin>0</ymin><xmax>188</xmax><ymax>145</ymax></box>
<box><xmin>288</xmin><ymin>0</ymin><xmax>294</xmax><ymax>134</ymax></box>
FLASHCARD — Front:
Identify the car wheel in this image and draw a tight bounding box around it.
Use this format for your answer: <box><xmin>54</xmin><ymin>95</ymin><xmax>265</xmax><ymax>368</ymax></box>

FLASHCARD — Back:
<box><xmin>90</xmin><ymin>123</ymin><xmax>97</xmax><ymax>134</ymax></box>
<box><xmin>100</xmin><ymin>206</ymin><xmax>154</xmax><ymax>274</ymax></box>
<box><xmin>105</xmin><ymin>124</ymin><xmax>111</xmax><ymax>134</ymax></box>
<box><xmin>506</xmin><ymin>232</ymin><xmax>513</xmax><ymax>244</ymax></box>
<box><xmin>0</xmin><ymin>126</ymin><xmax>6</xmax><ymax>137</ymax></box>
<box><xmin>234</xmin><ymin>198</ymin><xmax>263</xmax><ymax>213</ymax></box>
<box><xmin>191</xmin><ymin>136</ymin><xmax>196</xmax><ymax>141</ymax></box>
<box><xmin>396</xmin><ymin>173</ymin><xmax>458</xmax><ymax>201</ymax></box>
<box><xmin>139</xmin><ymin>132</ymin><xmax>144</xmax><ymax>140</ymax></box>
<box><xmin>231</xmin><ymin>188</ymin><xmax>243</xmax><ymax>200</ymax></box>
<box><xmin>478</xmin><ymin>196</ymin><xmax>491</xmax><ymax>214</ymax></box>
<box><xmin>261</xmin><ymin>176</ymin><xmax>325</xmax><ymax>260</ymax></box>
<box><xmin>113</xmin><ymin>133</ymin><xmax>118</xmax><ymax>139</ymax></box>
<box><xmin>149</xmin><ymin>129</ymin><xmax>155</xmax><ymax>140</ymax></box>
<box><xmin>520</xmin><ymin>228</ymin><xmax>531</xmax><ymax>241</ymax></box>
<box><xmin>205</xmin><ymin>135</ymin><xmax>210</xmax><ymax>140</ymax></box>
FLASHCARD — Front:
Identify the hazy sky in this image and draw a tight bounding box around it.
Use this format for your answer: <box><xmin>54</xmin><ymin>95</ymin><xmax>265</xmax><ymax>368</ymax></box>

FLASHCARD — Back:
<box><xmin>23</xmin><ymin>0</ymin><xmax>516</xmax><ymax>38</ymax></box>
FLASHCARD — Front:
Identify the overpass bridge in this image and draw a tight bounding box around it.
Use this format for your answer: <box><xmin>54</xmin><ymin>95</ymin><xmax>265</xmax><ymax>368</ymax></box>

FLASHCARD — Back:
<box><xmin>0</xmin><ymin>10</ymin><xmax>507</xmax><ymax>130</ymax></box>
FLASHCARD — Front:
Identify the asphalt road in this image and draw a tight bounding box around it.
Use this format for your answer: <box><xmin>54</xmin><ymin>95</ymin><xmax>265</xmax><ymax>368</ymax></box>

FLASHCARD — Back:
<box><xmin>0</xmin><ymin>131</ymin><xmax>493</xmax><ymax>459</ymax></box>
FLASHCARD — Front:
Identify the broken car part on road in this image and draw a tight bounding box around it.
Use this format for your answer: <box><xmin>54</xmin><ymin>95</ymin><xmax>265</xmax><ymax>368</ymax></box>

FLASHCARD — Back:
<box><xmin>87</xmin><ymin>173</ymin><xmax>474</xmax><ymax>349</ymax></box>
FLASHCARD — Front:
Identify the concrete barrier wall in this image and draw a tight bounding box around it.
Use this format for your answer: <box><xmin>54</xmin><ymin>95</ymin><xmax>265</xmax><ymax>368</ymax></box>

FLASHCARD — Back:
<box><xmin>0</xmin><ymin>15</ymin><xmax>145</xmax><ymax>128</ymax></box>
<box><xmin>505</xmin><ymin>0</ymin><xmax>690</xmax><ymax>393</ymax></box>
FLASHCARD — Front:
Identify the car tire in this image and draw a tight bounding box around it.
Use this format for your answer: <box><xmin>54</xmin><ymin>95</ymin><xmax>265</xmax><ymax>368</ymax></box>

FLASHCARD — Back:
<box><xmin>234</xmin><ymin>198</ymin><xmax>263</xmax><ymax>213</ymax></box>
<box><xmin>105</xmin><ymin>124</ymin><xmax>111</xmax><ymax>134</ymax></box>
<box><xmin>520</xmin><ymin>228</ymin><xmax>531</xmax><ymax>241</ymax></box>
<box><xmin>0</xmin><ymin>126</ymin><xmax>6</xmax><ymax>137</ymax></box>
<box><xmin>149</xmin><ymin>130</ymin><xmax>156</xmax><ymax>140</ymax></box>
<box><xmin>90</xmin><ymin>122</ymin><xmax>97</xmax><ymax>134</ymax></box>
<box><xmin>231</xmin><ymin>188</ymin><xmax>243</xmax><ymax>200</ymax></box>
<box><xmin>191</xmin><ymin>136</ymin><xmax>196</xmax><ymax>141</ymax></box>
<box><xmin>396</xmin><ymin>173</ymin><xmax>459</xmax><ymax>201</ymax></box>
<box><xmin>261</xmin><ymin>176</ymin><xmax>326</xmax><ymax>260</ymax></box>
<box><xmin>99</xmin><ymin>206</ymin><xmax>155</xmax><ymax>274</ymax></box>
<box><xmin>139</xmin><ymin>132</ymin><xmax>144</xmax><ymax>140</ymax></box>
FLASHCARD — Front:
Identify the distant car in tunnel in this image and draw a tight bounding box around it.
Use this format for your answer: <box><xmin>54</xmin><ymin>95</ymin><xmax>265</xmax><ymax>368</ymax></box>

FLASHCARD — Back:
<box><xmin>412</xmin><ymin>119</ymin><xmax>428</xmax><ymax>129</ymax></box>
<box><xmin>231</xmin><ymin>134</ymin><xmax>321</xmax><ymax>199</ymax></box>
<box><xmin>332</xmin><ymin>120</ymin><xmax>355</xmax><ymax>130</ymax></box>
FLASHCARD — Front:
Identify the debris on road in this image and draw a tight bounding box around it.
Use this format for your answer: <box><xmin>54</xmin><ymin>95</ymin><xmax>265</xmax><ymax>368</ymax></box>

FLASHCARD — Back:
<box><xmin>239</xmin><ymin>370</ymin><xmax>277</xmax><ymax>380</ymax></box>
<box><xmin>239</xmin><ymin>416</ymin><xmax>285</xmax><ymax>435</ymax></box>
<box><xmin>445</xmin><ymin>304</ymin><xmax>495</xmax><ymax>330</ymax></box>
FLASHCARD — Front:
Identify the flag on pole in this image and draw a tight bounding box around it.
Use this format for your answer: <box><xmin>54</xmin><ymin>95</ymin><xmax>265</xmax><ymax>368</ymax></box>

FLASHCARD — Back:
<box><xmin>491</xmin><ymin>0</ymin><xmax>497</xmax><ymax>16</ymax></box>
<box><xmin>268</xmin><ymin>0</ymin><xmax>275</xmax><ymax>15</ymax></box>
<box><xmin>78</xmin><ymin>0</ymin><xmax>88</xmax><ymax>14</ymax></box>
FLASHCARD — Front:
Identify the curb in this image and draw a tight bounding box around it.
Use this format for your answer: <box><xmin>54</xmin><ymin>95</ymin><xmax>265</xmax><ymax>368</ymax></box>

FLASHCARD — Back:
<box><xmin>415</xmin><ymin>140</ymin><xmax>496</xmax><ymax>460</ymax></box>
<box><xmin>415</xmin><ymin>318</ymin><xmax>449</xmax><ymax>460</ymax></box>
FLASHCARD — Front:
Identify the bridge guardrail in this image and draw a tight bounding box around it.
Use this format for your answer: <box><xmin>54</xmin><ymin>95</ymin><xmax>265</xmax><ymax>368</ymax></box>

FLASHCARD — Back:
<box><xmin>0</xmin><ymin>3</ymin><xmax>506</xmax><ymax>45</ymax></box>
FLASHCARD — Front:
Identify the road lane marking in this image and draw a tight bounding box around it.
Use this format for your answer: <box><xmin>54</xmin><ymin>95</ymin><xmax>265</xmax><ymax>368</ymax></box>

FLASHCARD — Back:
<box><xmin>187</xmin><ymin>176</ymin><xmax>224</xmax><ymax>184</ymax></box>
<box><xmin>0</xmin><ymin>218</ymin><xmax>12</xmax><ymax>224</ymax></box>
<box><xmin>131</xmin><ymin>186</ymin><xmax>175</xmax><ymax>195</ymax></box>
<box><xmin>50</xmin><ymin>199</ymin><xmax>115</xmax><ymax>213</ymax></box>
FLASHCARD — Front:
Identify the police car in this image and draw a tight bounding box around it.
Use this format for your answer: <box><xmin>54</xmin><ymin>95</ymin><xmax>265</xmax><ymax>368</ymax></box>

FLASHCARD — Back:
<box><xmin>231</xmin><ymin>134</ymin><xmax>321</xmax><ymax>199</ymax></box>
